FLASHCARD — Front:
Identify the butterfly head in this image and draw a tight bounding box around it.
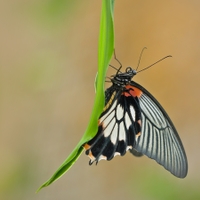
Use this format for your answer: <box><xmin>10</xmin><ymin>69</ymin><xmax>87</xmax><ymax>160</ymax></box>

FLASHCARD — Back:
<box><xmin>111</xmin><ymin>67</ymin><xmax>137</xmax><ymax>87</ymax></box>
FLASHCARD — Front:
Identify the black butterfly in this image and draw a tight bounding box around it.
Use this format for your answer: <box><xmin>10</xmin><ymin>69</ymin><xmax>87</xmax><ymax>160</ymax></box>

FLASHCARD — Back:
<box><xmin>83</xmin><ymin>57</ymin><xmax>188</xmax><ymax>178</ymax></box>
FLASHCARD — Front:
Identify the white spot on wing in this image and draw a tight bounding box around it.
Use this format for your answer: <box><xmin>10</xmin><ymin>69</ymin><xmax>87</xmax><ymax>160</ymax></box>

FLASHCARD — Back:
<box><xmin>111</xmin><ymin>124</ymin><xmax>118</xmax><ymax>144</ymax></box>
<box><xmin>100</xmin><ymin>110</ymin><xmax>115</xmax><ymax>125</ymax></box>
<box><xmin>129</xmin><ymin>105</ymin><xmax>136</xmax><ymax>121</ymax></box>
<box><xmin>100</xmin><ymin>100</ymin><xmax>117</xmax><ymax>123</ymax></box>
<box><xmin>116</xmin><ymin>104</ymin><xmax>124</xmax><ymax>120</ymax></box>
<box><xmin>125</xmin><ymin>112</ymin><xmax>132</xmax><ymax>129</ymax></box>
<box><xmin>119</xmin><ymin>122</ymin><xmax>126</xmax><ymax>141</ymax></box>
<box><xmin>104</xmin><ymin>118</ymin><xmax>115</xmax><ymax>137</ymax></box>
<box><xmin>98</xmin><ymin>155</ymin><xmax>107</xmax><ymax>161</ymax></box>
<box><xmin>126</xmin><ymin>145</ymin><xmax>132</xmax><ymax>151</ymax></box>
<box><xmin>114</xmin><ymin>152</ymin><xmax>120</xmax><ymax>157</ymax></box>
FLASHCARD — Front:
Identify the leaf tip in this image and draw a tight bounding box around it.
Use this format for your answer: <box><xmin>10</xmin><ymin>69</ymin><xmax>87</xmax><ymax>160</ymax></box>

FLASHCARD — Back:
<box><xmin>36</xmin><ymin>182</ymin><xmax>48</xmax><ymax>193</ymax></box>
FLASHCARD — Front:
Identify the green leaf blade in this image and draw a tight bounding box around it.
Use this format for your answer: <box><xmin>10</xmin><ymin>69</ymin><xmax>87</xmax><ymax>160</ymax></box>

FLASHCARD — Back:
<box><xmin>37</xmin><ymin>0</ymin><xmax>115</xmax><ymax>191</ymax></box>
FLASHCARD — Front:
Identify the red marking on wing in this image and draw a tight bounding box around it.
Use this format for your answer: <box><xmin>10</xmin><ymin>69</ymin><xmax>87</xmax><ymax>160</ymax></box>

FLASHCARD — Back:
<box><xmin>123</xmin><ymin>85</ymin><xmax>143</xmax><ymax>97</ymax></box>
<box><xmin>83</xmin><ymin>144</ymin><xmax>90</xmax><ymax>150</ymax></box>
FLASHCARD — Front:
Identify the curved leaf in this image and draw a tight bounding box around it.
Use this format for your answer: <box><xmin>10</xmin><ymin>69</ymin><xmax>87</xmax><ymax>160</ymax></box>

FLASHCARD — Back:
<box><xmin>37</xmin><ymin>0</ymin><xmax>115</xmax><ymax>191</ymax></box>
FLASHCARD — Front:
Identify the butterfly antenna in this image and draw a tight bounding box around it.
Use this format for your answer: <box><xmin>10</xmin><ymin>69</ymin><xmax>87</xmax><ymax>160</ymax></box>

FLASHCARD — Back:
<box><xmin>137</xmin><ymin>55</ymin><xmax>172</xmax><ymax>73</ymax></box>
<box><xmin>136</xmin><ymin>47</ymin><xmax>147</xmax><ymax>71</ymax></box>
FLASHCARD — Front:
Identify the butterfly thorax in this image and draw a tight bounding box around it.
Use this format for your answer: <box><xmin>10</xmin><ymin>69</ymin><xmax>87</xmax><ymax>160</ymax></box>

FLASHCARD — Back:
<box><xmin>111</xmin><ymin>67</ymin><xmax>137</xmax><ymax>89</ymax></box>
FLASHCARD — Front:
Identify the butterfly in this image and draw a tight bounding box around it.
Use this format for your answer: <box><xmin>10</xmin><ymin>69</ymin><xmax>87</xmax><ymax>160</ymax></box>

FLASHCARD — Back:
<box><xmin>83</xmin><ymin>54</ymin><xmax>188</xmax><ymax>178</ymax></box>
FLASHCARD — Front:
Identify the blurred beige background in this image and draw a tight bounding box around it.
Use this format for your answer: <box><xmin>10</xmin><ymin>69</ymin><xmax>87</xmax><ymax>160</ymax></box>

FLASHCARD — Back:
<box><xmin>0</xmin><ymin>0</ymin><xmax>199</xmax><ymax>200</ymax></box>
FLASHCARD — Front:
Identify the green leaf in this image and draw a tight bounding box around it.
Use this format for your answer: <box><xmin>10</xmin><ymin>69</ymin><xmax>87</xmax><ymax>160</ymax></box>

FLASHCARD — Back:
<box><xmin>37</xmin><ymin>0</ymin><xmax>115</xmax><ymax>192</ymax></box>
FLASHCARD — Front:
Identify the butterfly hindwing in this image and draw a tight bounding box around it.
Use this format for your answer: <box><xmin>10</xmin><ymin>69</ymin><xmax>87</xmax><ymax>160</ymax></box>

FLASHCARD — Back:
<box><xmin>85</xmin><ymin>87</ymin><xmax>142</xmax><ymax>164</ymax></box>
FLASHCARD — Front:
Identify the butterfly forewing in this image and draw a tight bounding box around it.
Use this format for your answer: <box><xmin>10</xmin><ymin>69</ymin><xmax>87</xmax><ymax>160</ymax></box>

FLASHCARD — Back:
<box><xmin>84</xmin><ymin>67</ymin><xmax>188</xmax><ymax>178</ymax></box>
<box><xmin>131</xmin><ymin>81</ymin><xmax>188</xmax><ymax>178</ymax></box>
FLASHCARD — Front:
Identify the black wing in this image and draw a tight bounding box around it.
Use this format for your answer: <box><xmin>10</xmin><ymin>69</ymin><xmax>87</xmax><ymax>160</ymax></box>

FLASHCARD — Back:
<box><xmin>84</xmin><ymin>87</ymin><xmax>142</xmax><ymax>164</ymax></box>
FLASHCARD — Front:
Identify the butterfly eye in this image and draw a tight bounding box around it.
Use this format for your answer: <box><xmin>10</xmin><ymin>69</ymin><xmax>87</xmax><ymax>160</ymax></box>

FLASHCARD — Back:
<box><xmin>126</xmin><ymin>67</ymin><xmax>137</xmax><ymax>76</ymax></box>
<box><xmin>126</xmin><ymin>67</ymin><xmax>132</xmax><ymax>73</ymax></box>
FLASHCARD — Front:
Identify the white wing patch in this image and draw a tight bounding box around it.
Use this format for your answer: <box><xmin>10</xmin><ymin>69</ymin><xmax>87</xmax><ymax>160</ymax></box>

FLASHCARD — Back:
<box><xmin>104</xmin><ymin>117</ymin><xmax>115</xmax><ymax>137</ymax></box>
<box><xmin>100</xmin><ymin>100</ymin><xmax>117</xmax><ymax>123</ymax></box>
<box><xmin>125</xmin><ymin>112</ymin><xmax>132</xmax><ymax>130</ymax></box>
<box><xmin>85</xmin><ymin>93</ymin><xmax>141</xmax><ymax>164</ymax></box>
<box><xmin>119</xmin><ymin>122</ymin><xmax>126</xmax><ymax>141</ymax></box>
<box><xmin>129</xmin><ymin>105</ymin><xmax>136</xmax><ymax>121</ymax></box>
<box><xmin>111</xmin><ymin>124</ymin><xmax>118</xmax><ymax>144</ymax></box>
<box><xmin>116</xmin><ymin>104</ymin><xmax>124</xmax><ymax>120</ymax></box>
